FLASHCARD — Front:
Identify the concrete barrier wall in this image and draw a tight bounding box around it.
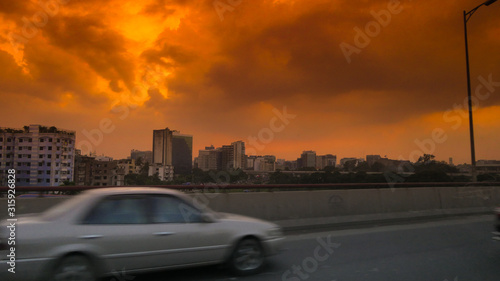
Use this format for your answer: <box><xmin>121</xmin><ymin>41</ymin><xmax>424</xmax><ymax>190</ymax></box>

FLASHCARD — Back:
<box><xmin>1</xmin><ymin>186</ymin><xmax>499</xmax><ymax>221</ymax></box>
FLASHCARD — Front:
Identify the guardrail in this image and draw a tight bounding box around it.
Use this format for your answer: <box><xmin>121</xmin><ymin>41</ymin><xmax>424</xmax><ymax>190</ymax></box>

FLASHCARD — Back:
<box><xmin>1</xmin><ymin>183</ymin><xmax>499</xmax><ymax>223</ymax></box>
<box><xmin>1</xmin><ymin>182</ymin><xmax>499</xmax><ymax>194</ymax></box>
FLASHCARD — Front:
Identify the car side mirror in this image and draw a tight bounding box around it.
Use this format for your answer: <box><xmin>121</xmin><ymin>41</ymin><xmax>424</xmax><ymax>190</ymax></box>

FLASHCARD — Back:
<box><xmin>201</xmin><ymin>212</ymin><xmax>216</xmax><ymax>223</ymax></box>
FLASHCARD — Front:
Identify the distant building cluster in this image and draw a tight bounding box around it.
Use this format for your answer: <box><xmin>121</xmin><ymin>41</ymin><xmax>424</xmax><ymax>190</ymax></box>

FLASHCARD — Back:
<box><xmin>2</xmin><ymin>124</ymin><xmax>500</xmax><ymax>187</ymax></box>
<box><xmin>194</xmin><ymin>141</ymin><xmax>246</xmax><ymax>171</ymax></box>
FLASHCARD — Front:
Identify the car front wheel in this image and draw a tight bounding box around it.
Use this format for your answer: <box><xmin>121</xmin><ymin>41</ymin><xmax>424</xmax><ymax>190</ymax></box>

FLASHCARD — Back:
<box><xmin>51</xmin><ymin>255</ymin><xmax>97</xmax><ymax>281</ymax></box>
<box><xmin>229</xmin><ymin>238</ymin><xmax>265</xmax><ymax>275</ymax></box>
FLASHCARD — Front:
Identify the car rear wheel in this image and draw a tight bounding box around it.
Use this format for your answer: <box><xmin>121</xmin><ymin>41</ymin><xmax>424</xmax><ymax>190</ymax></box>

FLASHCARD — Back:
<box><xmin>51</xmin><ymin>255</ymin><xmax>97</xmax><ymax>281</ymax></box>
<box><xmin>229</xmin><ymin>238</ymin><xmax>264</xmax><ymax>275</ymax></box>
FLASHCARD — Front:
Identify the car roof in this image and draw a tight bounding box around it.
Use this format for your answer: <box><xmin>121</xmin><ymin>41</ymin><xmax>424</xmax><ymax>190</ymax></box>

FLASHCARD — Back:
<box><xmin>84</xmin><ymin>187</ymin><xmax>184</xmax><ymax>197</ymax></box>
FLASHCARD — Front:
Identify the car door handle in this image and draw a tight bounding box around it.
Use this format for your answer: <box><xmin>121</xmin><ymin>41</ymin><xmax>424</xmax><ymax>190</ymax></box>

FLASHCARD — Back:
<box><xmin>78</xmin><ymin>235</ymin><xmax>103</xmax><ymax>239</ymax></box>
<box><xmin>152</xmin><ymin>232</ymin><xmax>175</xmax><ymax>236</ymax></box>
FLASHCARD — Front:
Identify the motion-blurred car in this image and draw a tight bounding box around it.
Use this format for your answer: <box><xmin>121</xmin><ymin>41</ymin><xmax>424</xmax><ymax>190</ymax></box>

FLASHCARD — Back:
<box><xmin>0</xmin><ymin>187</ymin><xmax>284</xmax><ymax>281</ymax></box>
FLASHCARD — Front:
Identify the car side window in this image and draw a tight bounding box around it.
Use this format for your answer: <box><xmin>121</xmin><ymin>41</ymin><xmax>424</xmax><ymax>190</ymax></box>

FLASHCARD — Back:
<box><xmin>82</xmin><ymin>196</ymin><xmax>149</xmax><ymax>224</ymax></box>
<box><xmin>151</xmin><ymin>196</ymin><xmax>204</xmax><ymax>224</ymax></box>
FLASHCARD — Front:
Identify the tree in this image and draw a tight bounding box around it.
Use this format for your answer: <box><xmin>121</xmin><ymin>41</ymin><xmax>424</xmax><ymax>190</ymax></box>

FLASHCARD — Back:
<box><xmin>140</xmin><ymin>162</ymin><xmax>150</xmax><ymax>175</ymax></box>
<box><xmin>417</xmin><ymin>154</ymin><xmax>435</xmax><ymax>164</ymax></box>
<box><xmin>269</xmin><ymin>171</ymin><xmax>296</xmax><ymax>184</ymax></box>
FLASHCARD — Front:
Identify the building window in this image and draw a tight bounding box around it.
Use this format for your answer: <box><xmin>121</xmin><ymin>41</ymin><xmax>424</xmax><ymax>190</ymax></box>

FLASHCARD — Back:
<box><xmin>55</xmin><ymin>179</ymin><xmax>59</xmax><ymax>183</ymax></box>
<box><xmin>38</xmin><ymin>179</ymin><xmax>42</xmax><ymax>183</ymax></box>
<box><xmin>48</xmin><ymin>146</ymin><xmax>52</xmax><ymax>151</ymax></box>
<box><xmin>27</xmin><ymin>155</ymin><xmax>31</xmax><ymax>159</ymax></box>
<box><xmin>38</xmin><ymin>171</ymin><xmax>42</xmax><ymax>175</ymax></box>
<box><xmin>46</xmin><ymin>179</ymin><xmax>50</xmax><ymax>183</ymax></box>
<box><xmin>39</xmin><ymin>162</ymin><xmax>43</xmax><ymax>166</ymax></box>
<box><xmin>29</xmin><ymin>138</ymin><xmax>32</xmax><ymax>142</ymax></box>
<box><xmin>57</xmin><ymin>138</ymin><xmax>60</xmax><ymax>143</ymax></box>
<box><xmin>18</xmin><ymin>154</ymin><xmax>22</xmax><ymax>158</ymax></box>
<box><xmin>7</xmin><ymin>146</ymin><xmax>11</xmax><ymax>150</ymax></box>
<box><xmin>56</xmin><ymin>155</ymin><xmax>59</xmax><ymax>159</ymax></box>
<box><xmin>7</xmin><ymin>138</ymin><xmax>11</xmax><ymax>142</ymax></box>
<box><xmin>19</xmin><ymin>147</ymin><xmax>22</xmax><ymax>150</ymax></box>
<box><xmin>39</xmin><ymin>138</ymin><xmax>44</xmax><ymax>142</ymax></box>
<box><xmin>49</xmin><ymin>138</ymin><xmax>53</xmax><ymax>142</ymax></box>
<box><xmin>0</xmin><ymin>137</ymin><xmax>3</xmax><ymax>141</ymax></box>
<box><xmin>19</xmin><ymin>139</ymin><xmax>23</xmax><ymax>143</ymax></box>
<box><xmin>57</xmin><ymin>147</ymin><xmax>60</xmax><ymax>151</ymax></box>
<box><xmin>39</xmin><ymin>154</ymin><xmax>44</xmax><ymax>158</ymax></box>
<box><xmin>48</xmin><ymin>154</ymin><xmax>52</xmax><ymax>159</ymax></box>
<box><xmin>47</xmin><ymin>162</ymin><xmax>51</xmax><ymax>167</ymax></box>
<box><xmin>40</xmin><ymin>146</ymin><xmax>44</xmax><ymax>150</ymax></box>
<box><xmin>17</xmin><ymin>163</ymin><xmax>21</xmax><ymax>167</ymax></box>
<box><xmin>0</xmin><ymin>146</ymin><xmax>2</xmax><ymax>149</ymax></box>
<box><xmin>26</xmin><ymin>171</ymin><xmax>30</xmax><ymax>175</ymax></box>
<box><xmin>26</xmin><ymin>163</ymin><xmax>30</xmax><ymax>166</ymax></box>
<box><xmin>46</xmin><ymin>171</ymin><xmax>50</xmax><ymax>175</ymax></box>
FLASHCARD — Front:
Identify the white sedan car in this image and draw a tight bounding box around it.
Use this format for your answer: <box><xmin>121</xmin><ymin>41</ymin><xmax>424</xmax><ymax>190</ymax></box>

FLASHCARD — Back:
<box><xmin>0</xmin><ymin>187</ymin><xmax>284</xmax><ymax>281</ymax></box>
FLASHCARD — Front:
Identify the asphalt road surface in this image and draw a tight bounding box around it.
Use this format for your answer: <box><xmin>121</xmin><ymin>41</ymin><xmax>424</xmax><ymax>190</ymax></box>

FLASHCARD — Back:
<box><xmin>109</xmin><ymin>215</ymin><xmax>500</xmax><ymax>281</ymax></box>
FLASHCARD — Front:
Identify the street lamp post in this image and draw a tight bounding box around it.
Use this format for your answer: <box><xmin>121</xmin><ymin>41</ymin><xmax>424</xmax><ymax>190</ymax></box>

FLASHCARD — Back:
<box><xmin>463</xmin><ymin>0</ymin><xmax>497</xmax><ymax>182</ymax></box>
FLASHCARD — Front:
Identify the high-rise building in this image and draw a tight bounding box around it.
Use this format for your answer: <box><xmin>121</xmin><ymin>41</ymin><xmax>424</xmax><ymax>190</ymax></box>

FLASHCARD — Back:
<box><xmin>197</xmin><ymin>141</ymin><xmax>246</xmax><ymax>171</ymax></box>
<box><xmin>252</xmin><ymin>155</ymin><xmax>276</xmax><ymax>172</ymax></box>
<box><xmin>150</xmin><ymin>128</ymin><xmax>174</xmax><ymax>181</ymax></box>
<box><xmin>197</xmin><ymin>146</ymin><xmax>221</xmax><ymax>171</ymax></box>
<box><xmin>316</xmin><ymin>154</ymin><xmax>337</xmax><ymax>170</ymax></box>
<box><xmin>152</xmin><ymin>128</ymin><xmax>174</xmax><ymax>166</ymax></box>
<box><xmin>130</xmin><ymin>149</ymin><xmax>153</xmax><ymax>164</ymax></box>
<box><xmin>172</xmin><ymin>132</ymin><xmax>193</xmax><ymax>174</ymax></box>
<box><xmin>0</xmin><ymin>125</ymin><xmax>75</xmax><ymax>186</ymax></box>
<box><xmin>232</xmin><ymin>141</ymin><xmax>246</xmax><ymax>170</ymax></box>
<box><xmin>300</xmin><ymin>151</ymin><xmax>316</xmax><ymax>169</ymax></box>
<box><xmin>220</xmin><ymin>145</ymin><xmax>234</xmax><ymax>170</ymax></box>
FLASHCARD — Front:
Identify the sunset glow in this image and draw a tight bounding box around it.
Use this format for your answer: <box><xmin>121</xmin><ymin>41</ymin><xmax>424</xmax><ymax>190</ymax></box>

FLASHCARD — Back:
<box><xmin>1</xmin><ymin>0</ymin><xmax>499</xmax><ymax>163</ymax></box>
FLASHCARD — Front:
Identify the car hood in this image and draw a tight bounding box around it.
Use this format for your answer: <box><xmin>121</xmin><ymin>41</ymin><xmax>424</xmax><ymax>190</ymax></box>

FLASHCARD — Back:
<box><xmin>217</xmin><ymin>212</ymin><xmax>275</xmax><ymax>226</ymax></box>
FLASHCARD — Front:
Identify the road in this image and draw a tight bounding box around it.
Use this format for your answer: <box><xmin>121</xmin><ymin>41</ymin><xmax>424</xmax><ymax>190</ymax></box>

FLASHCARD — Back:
<box><xmin>111</xmin><ymin>215</ymin><xmax>500</xmax><ymax>281</ymax></box>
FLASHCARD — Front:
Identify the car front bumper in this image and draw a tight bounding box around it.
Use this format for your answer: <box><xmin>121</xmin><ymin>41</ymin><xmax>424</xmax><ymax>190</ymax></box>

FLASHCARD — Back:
<box><xmin>262</xmin><ymin>237</ymin><xmax>286</xmax><ymax>256</ymax></box>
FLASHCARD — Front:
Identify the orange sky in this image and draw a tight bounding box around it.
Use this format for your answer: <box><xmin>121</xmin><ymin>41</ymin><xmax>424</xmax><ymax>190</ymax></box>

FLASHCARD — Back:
<box><xmin>1</xmin><ymin>0</ymin><xmax>499</xmax><ymax>163</ymax></box>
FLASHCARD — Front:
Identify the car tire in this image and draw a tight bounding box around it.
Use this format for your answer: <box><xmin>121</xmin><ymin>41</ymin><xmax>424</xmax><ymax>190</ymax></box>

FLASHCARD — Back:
<box><xmin>229</xmin><ymin>238</ymin><xmax>265</xmax><ymax>276</ymax></box>
<box><xmin>51</xmin><ymin>255</ymin><xmax>97</xmax><ymax>281</ymax></box>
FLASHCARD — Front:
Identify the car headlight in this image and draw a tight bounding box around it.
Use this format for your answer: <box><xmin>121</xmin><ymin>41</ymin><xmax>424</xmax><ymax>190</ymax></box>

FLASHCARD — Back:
<box><xmin>266</xmin><ymin>227</ymin><xmax>283</xmax><ymax>239</ymax></box>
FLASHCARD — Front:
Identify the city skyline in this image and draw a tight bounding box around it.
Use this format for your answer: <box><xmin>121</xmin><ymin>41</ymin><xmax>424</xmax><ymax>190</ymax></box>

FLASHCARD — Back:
<box><xmin>0</xmin><ymin>0</ymin><xmax>499</xmax><ymax>164</ymax></box>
